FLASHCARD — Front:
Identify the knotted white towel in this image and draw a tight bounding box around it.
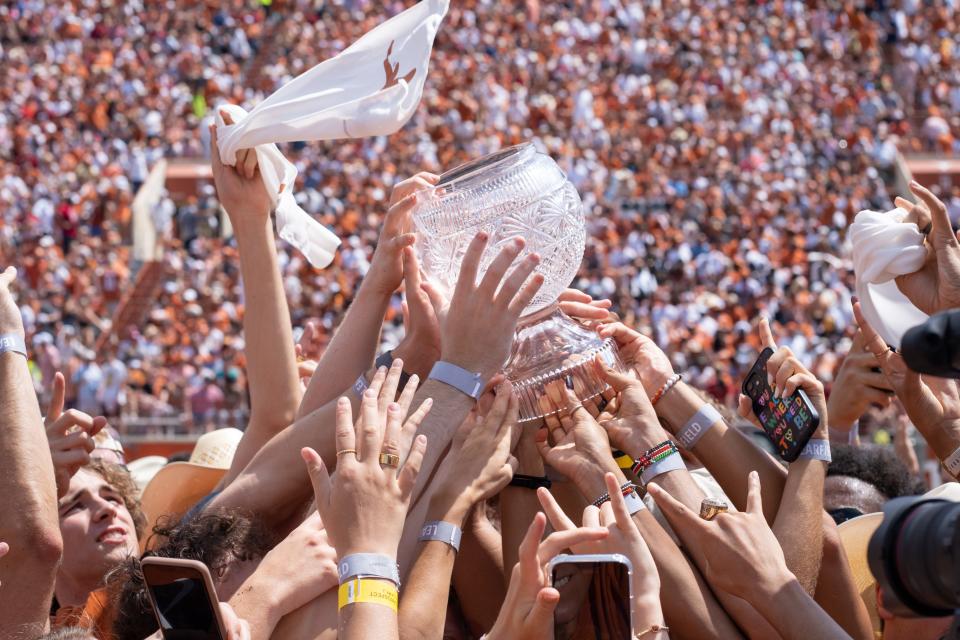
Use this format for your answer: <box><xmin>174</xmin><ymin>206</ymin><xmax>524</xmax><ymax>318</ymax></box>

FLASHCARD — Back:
<box><xmin>849</xmin><ymin>208</ymin><xmax>929</xmax><ymax>348</ymax></box>
<box><xmin>215</xmin><ymin>0</ymin><xmax>450</xmax><ymax>268</ymax></box>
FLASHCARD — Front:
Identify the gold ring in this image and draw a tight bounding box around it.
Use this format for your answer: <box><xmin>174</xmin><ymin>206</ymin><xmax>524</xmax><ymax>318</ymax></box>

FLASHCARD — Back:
<box><xmin>336</xmin><ymin>449</ymin><xmax>357</xmax><ymax>457</ymax></box>
<box><xmin>699</xmin><ymin>497</ymin><xmax>729</xmax><ymax>521</ymax></box>
<box><xmin>379</xmin><ymin>453</ymin><xmax>400</xmax><ymax>468</ymax></box>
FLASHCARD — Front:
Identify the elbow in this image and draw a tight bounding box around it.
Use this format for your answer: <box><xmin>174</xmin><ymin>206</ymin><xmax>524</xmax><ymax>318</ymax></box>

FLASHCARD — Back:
<box><xmin>20</xmin><ymin>522</ymin><xmax>63</xmax><ymax>570</ymax></box>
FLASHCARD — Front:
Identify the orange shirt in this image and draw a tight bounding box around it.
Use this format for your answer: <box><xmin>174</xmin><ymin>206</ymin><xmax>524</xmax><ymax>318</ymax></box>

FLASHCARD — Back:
<box><xmin>51</xmin><ymin>588</ymin><xmax>117</xmax><ymax>640</ymax></box>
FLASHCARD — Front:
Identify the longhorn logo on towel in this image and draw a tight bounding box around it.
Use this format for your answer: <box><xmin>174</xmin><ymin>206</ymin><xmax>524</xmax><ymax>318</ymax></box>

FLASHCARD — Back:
<box><xmin>382</xmin><ymin>40</ymin><xmax>417</xmax><ymax>90</ymax></box>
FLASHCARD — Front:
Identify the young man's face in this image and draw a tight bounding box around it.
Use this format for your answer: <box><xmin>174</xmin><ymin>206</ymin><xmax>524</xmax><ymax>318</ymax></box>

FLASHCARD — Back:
<box><xmin>58</xmin><ymin>468</ymin><xmax>139</xmax><ymax>591</ymax></box>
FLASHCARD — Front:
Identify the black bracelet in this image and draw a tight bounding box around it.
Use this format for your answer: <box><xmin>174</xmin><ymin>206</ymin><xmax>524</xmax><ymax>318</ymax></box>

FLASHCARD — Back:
<box><xmin>375</xmin><ymin>350</ymin><xmax>412</xmax><ymax>389</ymax></box>
<box><xmin>509</xmin><ymin>474</ymin><xmax>552</xmax><ymax>490</ymax></box>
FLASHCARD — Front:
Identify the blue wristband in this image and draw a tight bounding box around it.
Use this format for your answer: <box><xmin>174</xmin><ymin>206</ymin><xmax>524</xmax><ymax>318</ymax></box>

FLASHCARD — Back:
<box><xmin>428</xmin><ymin>361</ymin><xmax>483</xmax><ymax>399</ymax></box>
<box><xmin>0</xmin><ymin>334</ymin><xmax>26</xmax><ymax>358</ymax></box>
<box><xmin>419</xmin><ymin>521</ymin><xmax>462</xmax><ymax>552</ymax></box>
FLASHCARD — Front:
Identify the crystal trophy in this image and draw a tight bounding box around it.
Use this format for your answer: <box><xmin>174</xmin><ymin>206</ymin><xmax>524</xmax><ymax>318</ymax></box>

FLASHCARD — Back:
<box><xmin>411</xmin><ymin>143</ymin><xmax>626</xmax><ymax>421</ymax></box>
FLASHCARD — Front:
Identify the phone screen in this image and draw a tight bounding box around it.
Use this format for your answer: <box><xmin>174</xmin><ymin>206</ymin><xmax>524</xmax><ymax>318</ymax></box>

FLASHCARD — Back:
<box><xmin>146</xmin><ymin>573</ymin><xmax>224</xmax><ymax>640</ymax></box>
<box><xmin>552</xmin><ymin>560</ymin><xmax>631</xmax><ymax>640</ymax></box>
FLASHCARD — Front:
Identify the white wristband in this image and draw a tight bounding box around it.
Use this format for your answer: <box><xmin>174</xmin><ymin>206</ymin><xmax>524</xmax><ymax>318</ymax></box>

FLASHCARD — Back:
<box><xmin>676</xmin><ymin>403</ymin><xmax>721</xmax><ymax>449</ymax></box>
<box><xmin>943</xmin><ymin>443</ymin><xmax>960</xmax><ymax>479</ymax></box>
<box><xmin>640</xmin><ymin>452</ymin><xmax>687</xmax><ymax>485</ymax></box>
<box><xmin>352</xmin><ymin>373</ymin><xmax>369</xmax><ymax>397</ymax></box>
<box><xmin>799</xmin><ymin>439</ymin><xmax>832</xmax><ymax>463</ymax></box>
<box><xmin>419</xmin><ymin>521</ymin><xmax>462</xmax><ymax>551</ymax></box>
<box><xmin>0</xmin><ymin>334</ymin><xmax>27</xmax><ymax>358</ymax></box>
<box><xmin>622</xmin><ymin>490</ymin><xmax>646</xmax><ymax>516</ymax></box>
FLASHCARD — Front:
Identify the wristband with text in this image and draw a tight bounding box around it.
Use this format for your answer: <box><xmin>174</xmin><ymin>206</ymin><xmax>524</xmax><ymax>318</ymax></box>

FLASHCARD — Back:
<box><xmin>352</xmin><ymin>373</ymin><xmax>369</xmax><ymax>397</ymax></box>
<box><xmin>375</xmin><ymin>350</ymin><xmax>412</xmax><ymax>389</ymax></box>
<box><xmin>337</xmin><ymin>578</ymin><xmax>398</xmax><ymax>612</ymax></box>
<box><xmin>419</xmin><ymin>521</ymin><xmax>462</xmax><ymax>551</ymax></box>
<box><xmin>640</xmin><ymin>451</ymin><xmax>687</xmax><ymax>485</ymax></box>
<box><xmin>798</xmin><ymin>439</ymin><xmax>832</xmax><ymax>463</ymax></box>
<box><xmin>509</xmin><ymin>474</ymin><xmax>552</xmax><ymax>490</ymax></box>
<box><xmin>428</xmin><ymin>361</ymin><xmax>484</xmax><ymax>399</ymax></box>
<box><xmin>0</xmin><ymin>334</ymin><xmax>27</xmax><ymax>358</ymax></box>
<box><xmin>944</xmin><ymin>443</ymin><xmax>960</xmax><ymax>480</ymax></box>
<box><xmin>676</xmin><ymin>403</ymin><xmax>721</xmax><ymax>450</ymax></box>
<box><xmin>338</xmin><ymin>553</ymin><xmax>400</xmax><ymax>587</ymax></box>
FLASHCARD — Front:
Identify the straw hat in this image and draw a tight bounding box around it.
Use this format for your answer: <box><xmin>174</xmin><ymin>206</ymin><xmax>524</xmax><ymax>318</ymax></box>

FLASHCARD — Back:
<box><xmin>139</xmin><ymin>428</ymin><xmax>243</xmax><ymax>531</ymax></box>
<box><xmin>127</xmin><ymin>456</ymin><xmax>169</xmax><ymax>496</ymax></box>
<box><xmin>838</xmin><ymin>482</ymin><xmax>960</xmax><ymax>635</ymax></box>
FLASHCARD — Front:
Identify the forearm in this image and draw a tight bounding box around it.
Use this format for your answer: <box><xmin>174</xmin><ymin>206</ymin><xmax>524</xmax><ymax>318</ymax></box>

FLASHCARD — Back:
<box><xmin>399</xmin><ymin>496</ymin><xmax>463</xmax><ymax>640</ymax></box>
<box><xmin>452</xmin><ymin>512</ymin><xmax>505</xmax><ymax>635</ymax></box>
<box><xmin>814</xmin><ymin>514</ymin><xmax>874</xmax><ymax>640</ymax></box>
<box><xmin>631</xmin><ymin>510</ymin><xmax>745</xmax><ymax>640</ymax></box>
<box><xmin>229</xmin><ymin>579</ymin><xmax>284</xmax><ymax>640</ymax></box>
<box><xmin>772</xmin><ymin>458</ymin><xmax>827</xmax><ymax>595</ymax></box>
<box><xmin>407</xmin><ymin>381</ymin><xmax>474</xmax><ymax>507</ymax></box>
<box><xmin>340</xmin><ymin>593</ymin><xmax>399</xmax><ymax>640</ymax></box>
<box><xmin>500</xmin><ymin>486</ymin><xmax>542</xmax><ymax>580</ymax></box>
<box><xmin>0</xmin><ymin>351</ymin><xmax>61</xmax><ymax>637</ymax></box>
<box><xmin>658</xmin><ymin>383</ymin><xmax>786</xmax><ymax>523</ymax></box>
<box><xmin>299</xmin><ymin>279</ymin><xmax>391</xmax><ymax>417</ymax></box>
<box><xmin>226</xmin><ymin>215</ymin><xmax>301</xmax><ymax>483</ymax></box>
<box><xmin>755</xmin><ymin>578</ymin><xmax>851</xmax><ymax>640</ymax></box>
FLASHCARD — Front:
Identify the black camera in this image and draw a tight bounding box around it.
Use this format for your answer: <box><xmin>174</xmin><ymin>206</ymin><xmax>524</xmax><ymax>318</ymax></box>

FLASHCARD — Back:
<box><xmin>901</xmin><ymin>309</ymin><xmax>960</xmax><ymax>379</ymax></box>
<box><xmin>868</xmin><ymin>497</ymin><xmax>960</xmax><ymax>618</ymax></box>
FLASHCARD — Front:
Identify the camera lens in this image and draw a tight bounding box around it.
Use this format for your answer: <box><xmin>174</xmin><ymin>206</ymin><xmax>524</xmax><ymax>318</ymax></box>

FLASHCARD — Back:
<box><xmin>868</xmin><ymin>498</ymin><xmax>960</xmax><ymax>617</ymax></box>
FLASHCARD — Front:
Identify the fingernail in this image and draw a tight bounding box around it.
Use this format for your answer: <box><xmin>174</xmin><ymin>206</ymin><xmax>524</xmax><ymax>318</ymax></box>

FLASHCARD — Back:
<box><xmin>478</xmin><ymin>231</ymin><xmax>489</xmax><ymax>241</ymax></box>
<box><xmin>528</xmin><ymin>253</ymin><xmax>541</xmax><ymax>263</ymax></box>
<box><xmin>910</xmin><ymin>180</ymin><xmax>920</xmax><ymax>188</ymax></box>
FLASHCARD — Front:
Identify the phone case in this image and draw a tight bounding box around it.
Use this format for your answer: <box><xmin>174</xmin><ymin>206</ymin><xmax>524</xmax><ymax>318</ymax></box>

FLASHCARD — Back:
<box><xmin>741</xmin><ymin>347</ymin><xmax>820</xmax><ymax>462</ymax></box>
<box><xmin>140</xmin><ymin>557</ymin><xmax>227</xmax><ymax>640</ymax></box>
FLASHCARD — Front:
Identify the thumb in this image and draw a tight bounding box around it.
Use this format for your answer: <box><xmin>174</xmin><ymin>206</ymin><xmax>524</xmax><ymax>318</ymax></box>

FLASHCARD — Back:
<box><xmin>595</xmin><ymin>358</ymin><xmax>636</xmax><ymax>392</ymax></box>
<box><xmin>300</xmin><ymin>448</ymin><xmax>332</xmax><ymax>516</ymax></box>
<box><xmin>525</xmin><ymin>587</ymin><xmax>560</xmax><ymax>633</ymax></box>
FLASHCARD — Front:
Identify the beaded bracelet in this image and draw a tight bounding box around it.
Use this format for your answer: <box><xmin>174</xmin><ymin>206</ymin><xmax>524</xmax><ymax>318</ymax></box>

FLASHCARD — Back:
<box><xmin>631</xmin><ymin>440</ymin><xmax>679</xmax><ymax>477</ymax></box>
<box><xmin>651</xmin><ymin>373</ymin><xmax>682</xmax><ymax>405</ymax></box>
<box><xmin>592</xmin><ymin>481</ymin><xmax>635</xmax><ymax>508</ymax></box>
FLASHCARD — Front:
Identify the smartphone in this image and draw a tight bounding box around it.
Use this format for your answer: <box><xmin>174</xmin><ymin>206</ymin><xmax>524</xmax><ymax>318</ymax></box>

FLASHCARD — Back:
<box><xmin>141</xmin><ymin>557</ymin><xmax>227</xmax><ymax>640</ymax></box>
<box><xmin>742</xmin><ymin>347</ymin><xmax>820</xmax><ymax>462</ymax></box>
<box><xmin>548</xmin><ymin>553</ymin><xmax>633</xmax><ymax>640</ymax></box>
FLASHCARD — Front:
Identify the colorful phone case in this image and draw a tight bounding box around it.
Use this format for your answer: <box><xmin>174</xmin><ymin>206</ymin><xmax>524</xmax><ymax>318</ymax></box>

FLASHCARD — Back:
<box><xmin>741</xmin><ymin>347</ymin><xmax>820</xmax><ymax>462</ymax></box>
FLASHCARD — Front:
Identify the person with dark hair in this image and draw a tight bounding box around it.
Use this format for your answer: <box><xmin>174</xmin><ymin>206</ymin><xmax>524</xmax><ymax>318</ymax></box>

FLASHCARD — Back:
<box><xmin>825</xmin><ymin>444</ymin><xmax>926</xmax><ymax>524</ymax></box>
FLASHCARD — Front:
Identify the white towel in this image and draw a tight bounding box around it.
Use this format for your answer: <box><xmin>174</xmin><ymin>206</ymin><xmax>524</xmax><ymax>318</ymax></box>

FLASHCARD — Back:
<box><xmin>849</xmin><ymin>207</ymin><xmax>929</xmax><ymax>348</ymax></box>
<box><xmin>215</xmin><ymin>0</ymin><xmax>450</xmax><ymax>268</ymax></box>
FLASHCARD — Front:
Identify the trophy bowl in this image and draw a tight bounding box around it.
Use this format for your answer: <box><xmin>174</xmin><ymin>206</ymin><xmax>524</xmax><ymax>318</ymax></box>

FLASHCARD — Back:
<box><xmin>411</xmin><ymin>143</ymin><xmax>625</xmax><ymax>422</ymax></box>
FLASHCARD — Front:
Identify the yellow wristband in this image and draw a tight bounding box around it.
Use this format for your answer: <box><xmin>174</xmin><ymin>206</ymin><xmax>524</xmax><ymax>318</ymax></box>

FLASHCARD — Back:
<box><xmin>613</xmin><ymin>451</ymin><xmax>634</xmax><ymax>470</ymax></box>
<box><xmin>337</xmin><ymin>578</ymin><xmax>399</xmax><ymax>612</ymax></box>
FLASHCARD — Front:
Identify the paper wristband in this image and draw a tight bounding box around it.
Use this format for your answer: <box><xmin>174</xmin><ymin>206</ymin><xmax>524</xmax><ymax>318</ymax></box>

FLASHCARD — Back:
<box><xmin>640</xmin><ymin>452</ymin><xmax>687</xmax><ymax>485</ymax></box>
<box><xmin>798</xmin><ymin>439</ymin><xmax>832</xmax><ymax>463</ymax></box>
<box><xmin>944</xmin><ymin>444</ymin><xmax>960</xmax><ymax>479</ymax></box>
<box><xmin>622</xmin><ymin>489</ymin><xmax>646</xmax><ymax>516</ymax></box>
<box><xmin>0</xmin><ymin>334</ymin><xmax>27</xmax><ymax>358</ymax></box>
<box><xmin>337</xmin><ymin>578</ymin><xmax>398</xmax><ymax>612</ymax></box>
<box><xmin>352</xmin><ymin>373</ymin><xmax>369</xmax><ymax>397</ymax></box>
<box><xmin>676</xmin><ymin>403</ymin><xmax>722</xmax><ymax>450</ymax></box>
<box><xmin>612</xmin><ymin>450</ymin><xmax>634</xmax><ymax>469</ymax></box>
<box><xmin>338</xmin><ymin>553</ymin><xmax>400</xmax><ymax>586</ymax></box>
<box><xmin>428</xmin><ymin>361</ymin><xmax>483</xmax><ymax>399</ymax></box>
<box><xmin>419</xmin><ymin>521</ymin><xmax>462</xmax><ymax>552</ymax></box>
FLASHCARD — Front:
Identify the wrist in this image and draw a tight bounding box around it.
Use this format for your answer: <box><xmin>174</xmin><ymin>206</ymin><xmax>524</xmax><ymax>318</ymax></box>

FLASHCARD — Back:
<box><xmin>655</xmin><ymin>381</ymin><xmax>704</xmax><ymax>432</ymax></box>
<box><xmin>427</xmin><ymin>492</ymin><xmax>471</xmax><ymax>526</ymax></box>
<box><xmin>574</xmin><ymin>463</ymin><xmax>625</xmax><ymax>501</ymax></box>
<box><xmin>229</xmin><ymin>212</ymin><xmax>272</xmax><ymax>236</ymax></box>
<box><xmin>392</xmin><ymin>339</ymin><xmax>439</xmax><ymax>380</ymax></box>
<box><xmin>750</xmin><ymin>570</ymin><xmax>801</xmax><ymax>613</ymax></box>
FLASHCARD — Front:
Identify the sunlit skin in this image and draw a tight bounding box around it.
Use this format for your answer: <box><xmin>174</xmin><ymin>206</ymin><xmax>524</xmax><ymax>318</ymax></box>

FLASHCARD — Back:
<box><xmin>54</xmin><ymin>468</ymin><xmax>139</xmax><ymax>607</ymax></box>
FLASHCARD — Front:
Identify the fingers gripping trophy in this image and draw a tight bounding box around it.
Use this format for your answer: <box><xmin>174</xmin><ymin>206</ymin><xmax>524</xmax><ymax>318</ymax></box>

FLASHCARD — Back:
<box><xmin>411</xmin><ymin>143</ymin><xmax>627</xmax><ymax>421</ymax></box>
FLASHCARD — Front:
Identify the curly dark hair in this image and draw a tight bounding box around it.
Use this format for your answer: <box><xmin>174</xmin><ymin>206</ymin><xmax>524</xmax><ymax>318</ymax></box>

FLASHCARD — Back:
<box><xmin>106</xmin><ymin>509</ymin><xmax>273</xmax><ymax>640</ymax></box>
<box><xmin>85</xmin><ymin>459</ymin><xmax>147</xmax><ymax>541</ymax></box>
<box><xmin>827</xmin><ymin>444</ymin><xmax>926</xmax><ymax>500</ymax></box>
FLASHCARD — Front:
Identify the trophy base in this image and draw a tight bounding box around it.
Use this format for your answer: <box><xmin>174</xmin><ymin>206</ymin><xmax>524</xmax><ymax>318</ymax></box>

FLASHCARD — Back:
<box><xmin>505</xmin><ymin>303</ymin><xmax>627</xmax><ymax>422</ymax></box>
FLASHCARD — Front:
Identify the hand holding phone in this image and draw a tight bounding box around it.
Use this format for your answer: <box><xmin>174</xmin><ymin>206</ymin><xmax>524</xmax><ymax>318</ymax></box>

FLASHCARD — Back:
<box><xmin>549</xmin><ymin>553</ymin><xmax>633</xmax><ymax>640</ymax></box>
<box><xmin>740</xmin><ymin>319</ymin><xmax>824</xmax><ymax>462</ymax></box>
<box><xmin>141</xmin><ymin>557</ymin><xmax>227</xmax><ymax>640</ymax></box>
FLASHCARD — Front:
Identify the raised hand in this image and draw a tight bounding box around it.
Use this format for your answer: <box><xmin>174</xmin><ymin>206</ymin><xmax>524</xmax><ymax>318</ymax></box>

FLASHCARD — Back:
<box><xmin>0</xmin><ymin>267</ymin><xmax>23</xmax><ymax>338</ymax></box>
<box><xmin>826</xmin><ymin>330</ymin><xmax>894</xmax><ymax>430</ymax></box>
<box><xmin>853</xmin><ymin>298</ymin><xmax>960</xmax><ymax>461</ymax></box>
<box><xmin>486</xmin><ymin>512</ymin><xmax>608</xmax><ymax>640</ymax></box>
<box><xmin>366</xmin><ymin>172</ymin><xmax>439</xmax><ymax>296</ymax></box>
<box><xmin>592</xmin><ymin>362</ymin><xmax>668</xmax><ymax>459</ymax></box>
<box><xmin>210</xmin><ymin>112</ymin><xmax>272</xmax><ymax>221</ymax></box>
<box><xmin>557</xmin><ymin>288</ymin><xmax>614</xmax><ymax>323</ymax></box>
<box><xmin>430</xmin><ymin>383</ymin><xmax>520</xmax><ymax>520</ymax></box>
<box><xmin>391</xmin><ymin>247</ymin><xmax>442</xmax><ymax>379</ymax></box>
<box><xmin>301</xmin><ymin>384</ymin><xmax>430</xmax><ymax>558</ymax></box>
<box><xmin>647</xmin><ymin>471</ymin><xmax>792</xmax><ymax>600</ymax></box>
<box><xmin>737</xmin><ymin>317</ymin><xmax>828</xmax><ymax>438</ymax></box>
<box><xmin>535</xmin><ymin>382</ymin><xmax>622</xmax><ymax>499</ymax></box>
<box><xmin>894</xmin><ymin>181</ymin><xmax>960</xmax><ymax>314</ymax></box>
<box><xmin>44</xmin><ymin>372</ymin><xmax>107</xmax><ymax>498</ymax></box>
<box><xmin>424</xmin><ymin>233</ymin><xmax>544</xmax><ymax>381</ymax></box>
<box><xmin>598</xmin><ymin>322</ymin><xmax>675</xmax><ymax>400</ymax></box>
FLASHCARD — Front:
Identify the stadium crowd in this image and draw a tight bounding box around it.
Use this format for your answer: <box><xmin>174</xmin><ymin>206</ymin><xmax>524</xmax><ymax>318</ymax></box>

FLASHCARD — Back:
<box><xmin>2</xmin><ymin>0</ymin><xmax>960</xmax><ymax>435</ymax></box>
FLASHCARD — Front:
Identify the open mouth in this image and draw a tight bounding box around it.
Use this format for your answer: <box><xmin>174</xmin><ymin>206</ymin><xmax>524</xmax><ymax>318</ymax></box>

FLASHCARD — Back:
<box><xmin>97</xmin><ymin>526</ymin><xmax>128</xmax><ymax>545</ymax></box>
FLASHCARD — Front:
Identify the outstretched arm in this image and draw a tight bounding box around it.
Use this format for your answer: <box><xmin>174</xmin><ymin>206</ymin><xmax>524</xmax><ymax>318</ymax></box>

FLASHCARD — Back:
<box><xmin>0</xmin><ymin>268</ymin><xmax>63</xmax><ymax>639</ymax></box>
